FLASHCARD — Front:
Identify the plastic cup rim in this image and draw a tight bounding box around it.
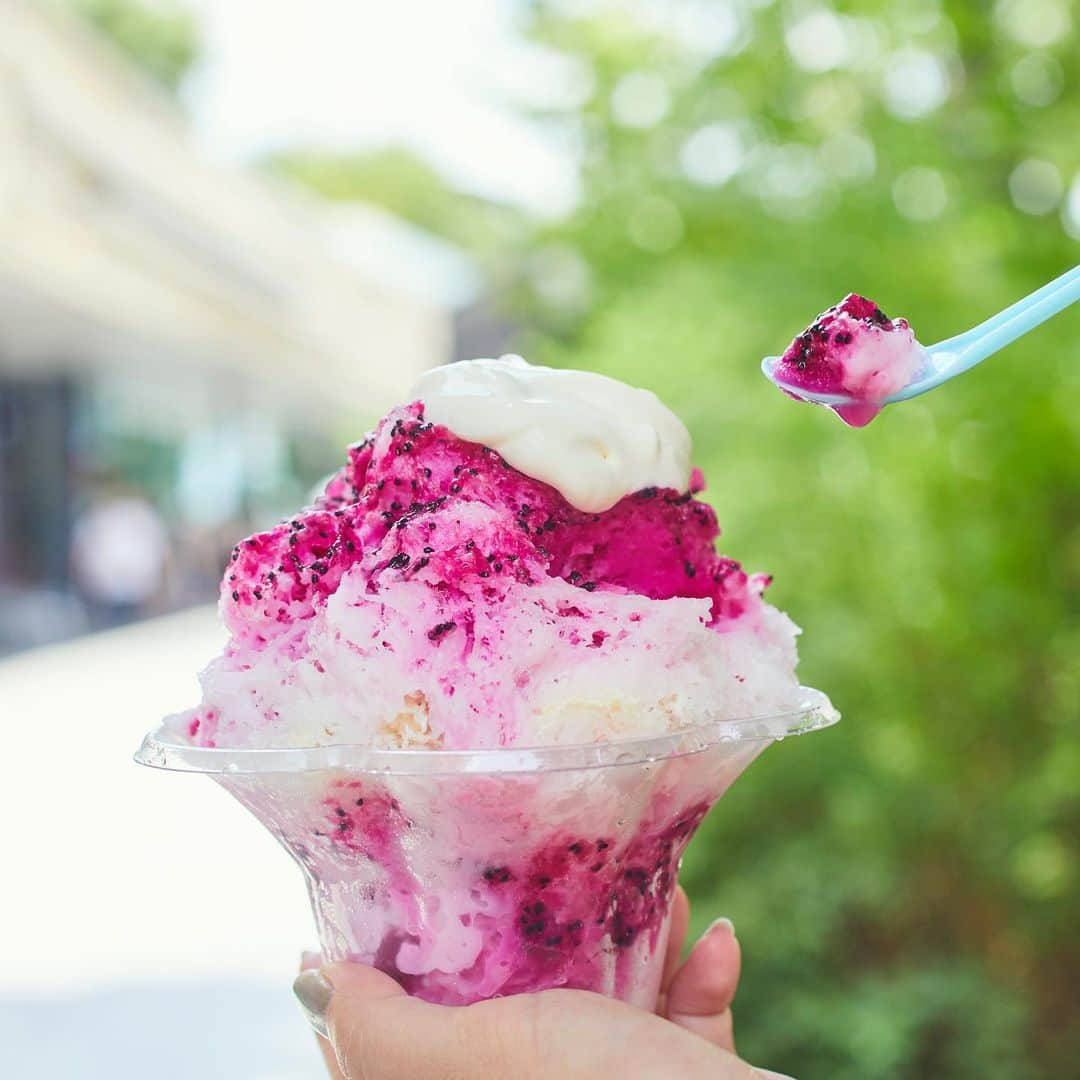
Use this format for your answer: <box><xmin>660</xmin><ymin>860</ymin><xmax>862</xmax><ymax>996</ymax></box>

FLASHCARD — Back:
<box><xmin>133</xmin><ymin>687</ymin><xmax>839</xmax><ymax>777</ymax></box>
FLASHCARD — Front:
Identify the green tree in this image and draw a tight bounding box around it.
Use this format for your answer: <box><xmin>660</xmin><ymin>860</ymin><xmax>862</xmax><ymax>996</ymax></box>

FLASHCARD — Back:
<box><xmin>507</xmin><ymin>3</ymin><xmax>1080</xmax><ymax>1078</ymax></box>
<box><xmin>63</xmin><ymin>0</ymin><xmax>199</xmax><ymax>92</ymax></box>
<box><xmin>269</xmin><ymin>146</ymin><xmax>526</xmax><ymax>267</ymax></box>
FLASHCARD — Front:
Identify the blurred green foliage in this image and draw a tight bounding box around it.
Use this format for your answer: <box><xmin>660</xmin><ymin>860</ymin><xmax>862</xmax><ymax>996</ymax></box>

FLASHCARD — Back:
<box><xmin>62</xmin><ymin>0</ymin><xmax>199</xmax><ymax>92</ymax></box>
<box><xmin>268</xmin><ymin>147</ymin><xmax>527</xmax><ymax>265</ymax></box>
<box><xmin>510</xmin><ymin>3</ymin><xmax>1079</xmax><ymax>1077</ymax></box>
<box><xmin>294</xmin><ymin>2</ymin><xmax>1077</xmax><ymax>1076</ymax></box>
<box><xmin>72</xmin><ymin>0</ymin><xmax>1078</xmax><ymax>1075</ymax></box>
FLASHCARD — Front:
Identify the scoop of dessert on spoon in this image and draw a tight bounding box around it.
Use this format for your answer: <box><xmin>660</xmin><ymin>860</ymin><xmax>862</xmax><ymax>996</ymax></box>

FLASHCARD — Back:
<box><xmin>761</xmin><ymin>264</ymin><xmax>1080</xmax><ymax>427</ymax></box>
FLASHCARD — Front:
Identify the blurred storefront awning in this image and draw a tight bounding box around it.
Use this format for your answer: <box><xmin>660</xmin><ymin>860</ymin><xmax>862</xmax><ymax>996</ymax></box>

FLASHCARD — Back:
<box><xmin>0</xmin><ymin>0</ymin><xmax>460</xmax><ymax>419</ymax></box>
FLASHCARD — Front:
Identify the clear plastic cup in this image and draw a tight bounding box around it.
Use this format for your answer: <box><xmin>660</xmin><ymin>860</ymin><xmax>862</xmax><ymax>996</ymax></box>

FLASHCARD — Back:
<box><xmin>135</xmin><ymin>688</ymin><xmax>837</xmax><ymax>1007</ymax></box>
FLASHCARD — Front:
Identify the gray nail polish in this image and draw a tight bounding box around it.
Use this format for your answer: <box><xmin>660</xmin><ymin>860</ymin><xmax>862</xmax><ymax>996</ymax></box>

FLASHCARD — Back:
<box><xmin>293</xmin><ymin>970</ymin><xmax>333</xmax><ymax>1039</ymax></box>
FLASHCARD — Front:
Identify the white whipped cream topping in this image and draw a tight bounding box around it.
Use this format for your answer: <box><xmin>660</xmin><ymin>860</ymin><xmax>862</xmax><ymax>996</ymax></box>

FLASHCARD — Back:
<box><xmin>410</xmin><ymin>355</ymin><xmax>692</xmax><ymax>513</ymax></box>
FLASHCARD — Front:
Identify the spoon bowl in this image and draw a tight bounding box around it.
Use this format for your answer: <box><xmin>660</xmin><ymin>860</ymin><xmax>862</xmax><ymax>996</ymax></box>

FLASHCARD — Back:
<box><xmin>761</xmin><ymin>348</ymin><xmax>958</xmax><ymax>407</ymax></box>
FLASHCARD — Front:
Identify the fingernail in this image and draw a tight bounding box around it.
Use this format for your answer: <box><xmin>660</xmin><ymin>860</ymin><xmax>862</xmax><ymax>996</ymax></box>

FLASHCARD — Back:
<box><xmin>757</xmin><ymin>1071</ymin><xmax>798</xmax><ymax>1079</ymax></box>
<box><xmin>293</xmin><ymin>969</ymin><xmax>333</xmax><ymax>1039</ymax></box>
<box><xmin>707</xmin><ymin>916</ymin><xmax>735</xmax><ymax>937</ymax></box>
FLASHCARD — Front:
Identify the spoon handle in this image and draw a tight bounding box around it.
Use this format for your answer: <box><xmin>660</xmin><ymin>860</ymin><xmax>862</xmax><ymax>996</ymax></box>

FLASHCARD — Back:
<box><xmin>932</xmin><ymin>264</ymin><xmax>1080</xmax><ymax>355</ymax></box>
<box><xmin>943</xmin><ymin>265</ymin><xmax>1080</xmax><ymax>372</ymax></box>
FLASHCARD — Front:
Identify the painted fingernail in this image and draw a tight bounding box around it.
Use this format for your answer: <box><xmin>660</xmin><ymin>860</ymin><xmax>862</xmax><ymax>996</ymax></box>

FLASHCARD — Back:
<box><xmin>707</xmin><ymin>916</ymin><xmax>735</xmax><ymax>937</ymax></box>
<box><xmin>293</xmin><ymin>970</ymin><xmax>333</xmax><ymax>1039</ymax></box>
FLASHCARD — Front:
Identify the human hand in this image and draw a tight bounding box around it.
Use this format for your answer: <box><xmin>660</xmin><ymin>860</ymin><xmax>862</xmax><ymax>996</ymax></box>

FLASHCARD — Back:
<box><xmin>295</xmin><ymin>887</ymin><xmax>794</xmax><ymax>1078</ymax></box>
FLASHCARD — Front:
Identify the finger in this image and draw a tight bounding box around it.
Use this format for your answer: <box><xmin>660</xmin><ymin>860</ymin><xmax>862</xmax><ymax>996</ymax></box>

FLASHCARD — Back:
<box><xmin>298</xmin><ymin>961</ymin><xmax>764</xmax><ymax>1079</ymax></box>
<box><xmin>659</xmin><ymin>885</ymin><xmax>691</xmax><ymax>1001</ymax></box>
<box><xmin>665</xmin><ymin>917</ymin><xmax>741</xmax><ymax>1051</ymax></box>
<box><xmin>300</xmin><ymin>952</ymin><xmax>347</xmax><ymax>1080</ymax></box>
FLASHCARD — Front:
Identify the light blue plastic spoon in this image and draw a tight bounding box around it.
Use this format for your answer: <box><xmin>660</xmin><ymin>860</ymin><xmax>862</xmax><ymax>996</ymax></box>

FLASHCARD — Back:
<box><xmin>762</xmin><ymin>264</ymin><xmax>1080</xmax><ymax>413</ymax></box>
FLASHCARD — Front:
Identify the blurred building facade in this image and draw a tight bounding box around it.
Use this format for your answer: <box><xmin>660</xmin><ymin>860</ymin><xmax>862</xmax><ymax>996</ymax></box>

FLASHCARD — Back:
<box><xmin>0</xmin><ymin>0</ymin><xmax>467</xmax><ymax>651</ymax></box>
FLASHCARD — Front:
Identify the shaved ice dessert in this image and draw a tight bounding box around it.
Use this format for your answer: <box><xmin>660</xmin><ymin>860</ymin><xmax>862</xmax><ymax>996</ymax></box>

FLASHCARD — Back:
<box><xmin>139</xmin><ymin>356</ymin><xmax>836</xmax><ymax>1007</ymax></box>
<box><xmin>771</xmin><ymin>293</ymin><xmax>929</xmax><ymax>426</ymax></box>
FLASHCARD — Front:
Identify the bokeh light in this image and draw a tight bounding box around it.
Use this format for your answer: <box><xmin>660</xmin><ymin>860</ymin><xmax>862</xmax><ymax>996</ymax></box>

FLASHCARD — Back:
<box><xmin>611</xmin><ymin>70</ymin><xmax>671</xmax><ymax>128</ymax></box>
<box><xmin>995</xmin><ymin>0</ymin><xmax>1072</xmax><ymax>48</ymax></box>
<box><xmin>882</xmin><ymin>46</ymin><xmax>951</xmax><ymax>118</ymax></box>
<box><xmin>1008</xmin><ymin>158</ymin><xmax>1065</xmax><ymax>216</ymax></box>
<box><xmin>892</xmin><ymin>166</ymin><xmax>949</xmax><ymax>221</ymax></box>
<box><xmin>784</xmin><ymin>10</ymin><xmax>850</xmax><ymax>73</ymax></box>
<box><xmin>680</xmin><ymin>121</ymin><xmax>746</xmax><ymax>186</ymax></box>
<box><xmin>1062</xmin><ymin>173</ymin><xmax>1080</xmax><ymax>239</ymax></box>
<box><xmin>1010</xmin><ymin>51</ymin><xmax>1065</xmax><ymax>107</ymax></box>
